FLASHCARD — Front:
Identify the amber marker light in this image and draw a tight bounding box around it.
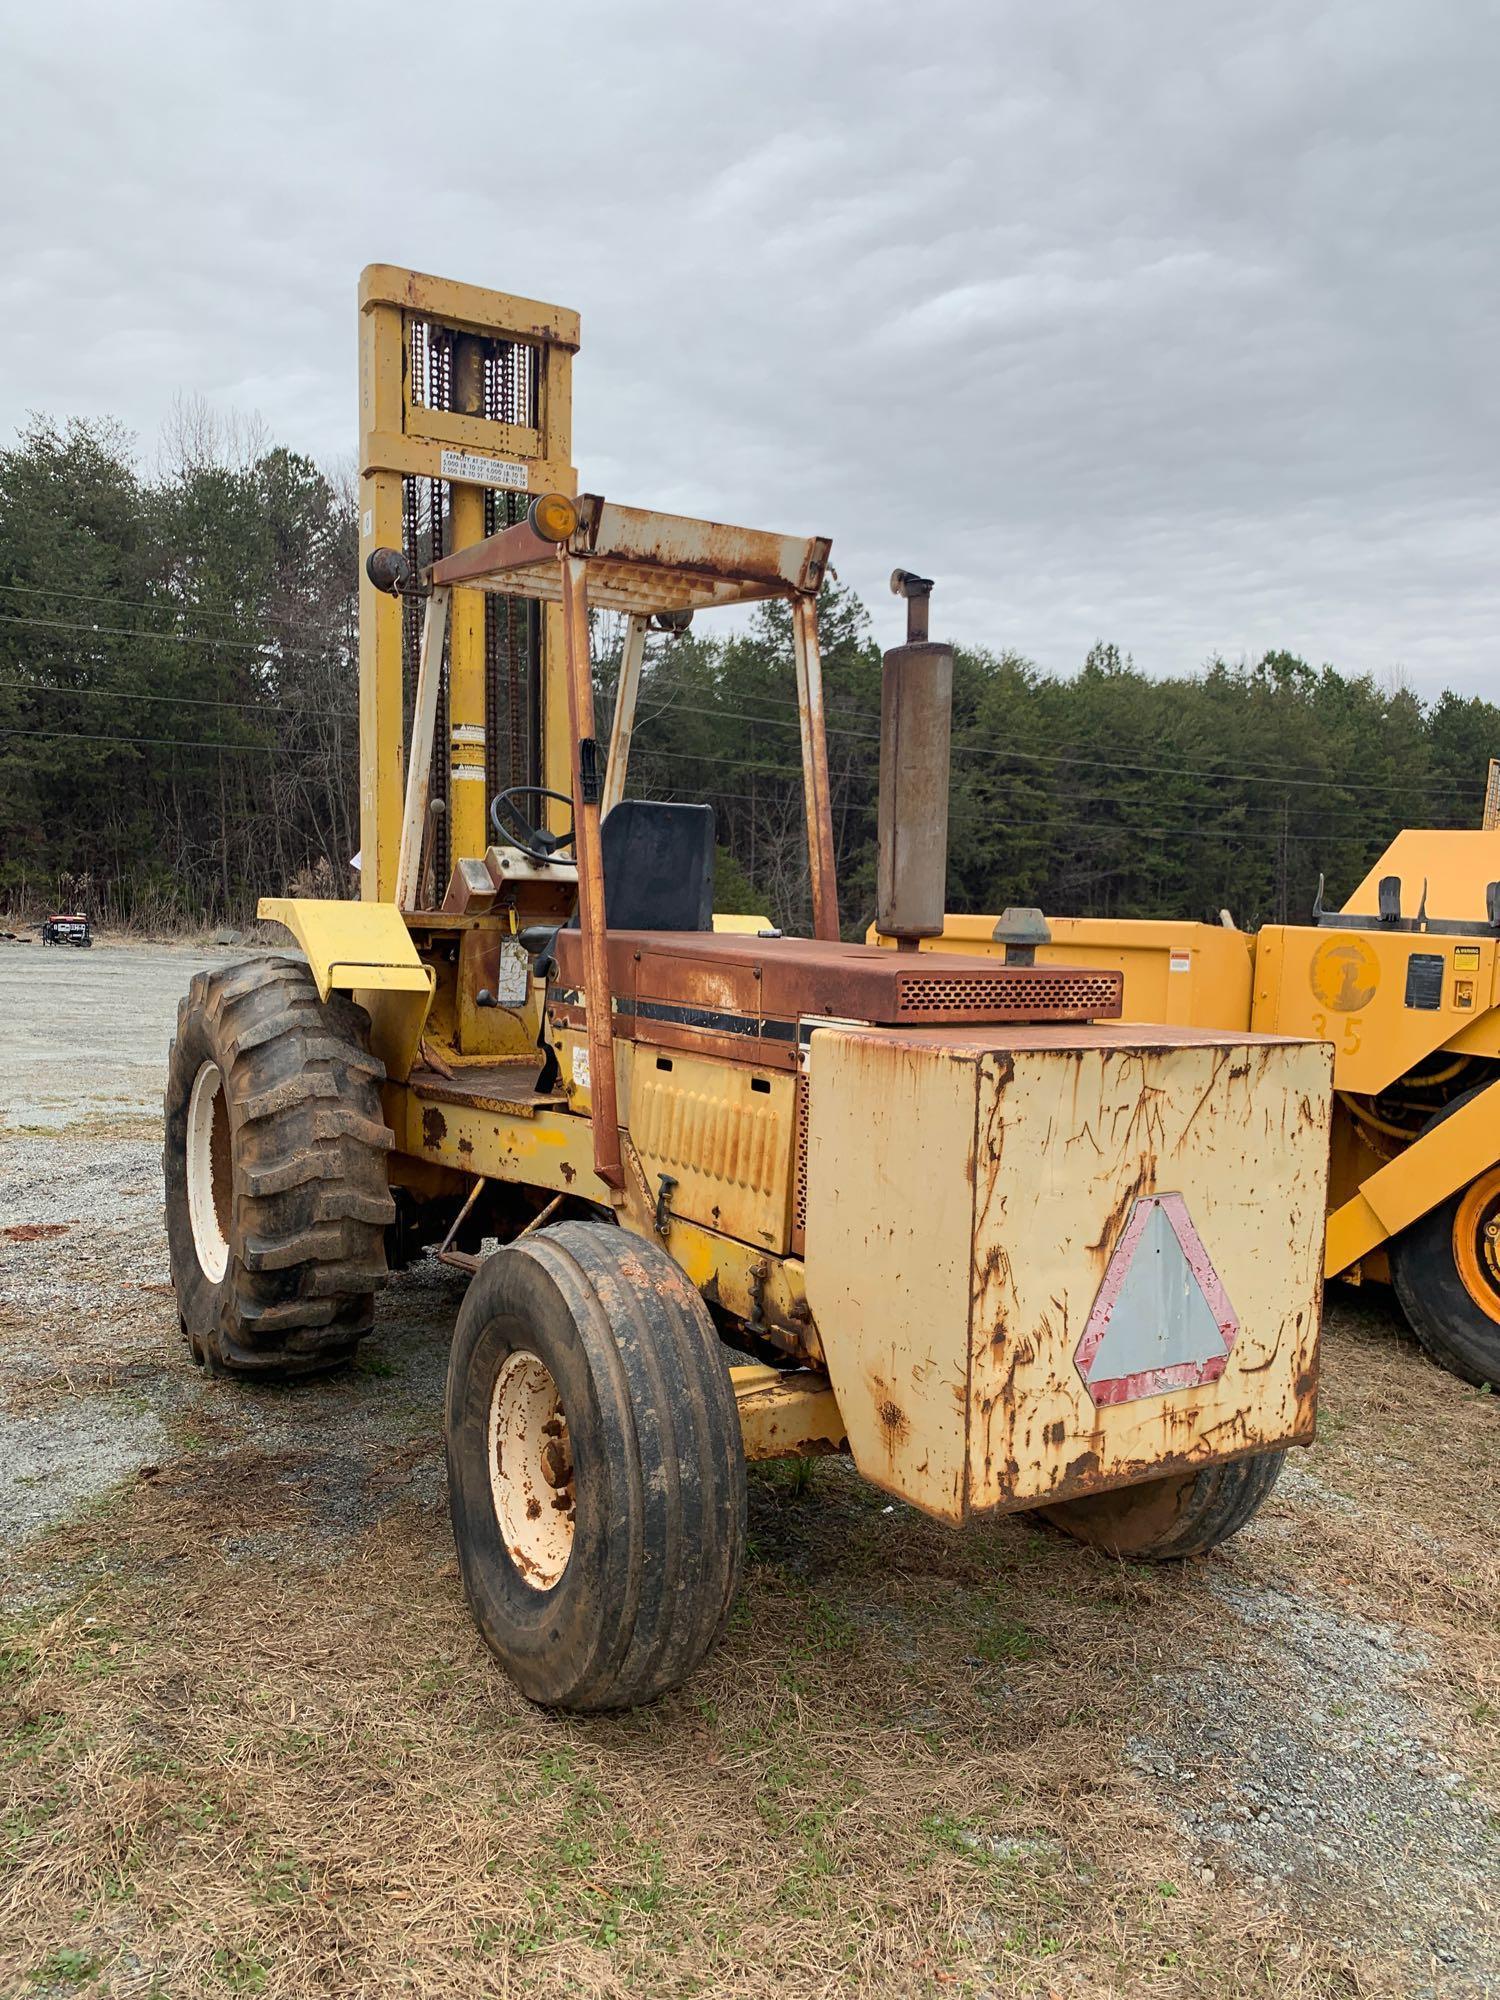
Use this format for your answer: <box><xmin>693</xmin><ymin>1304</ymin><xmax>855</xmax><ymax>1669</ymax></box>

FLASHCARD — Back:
<box><xmin>528</xmin><ymin>493</ymin><xmax>579</xmax><ymax>543</ymax></box>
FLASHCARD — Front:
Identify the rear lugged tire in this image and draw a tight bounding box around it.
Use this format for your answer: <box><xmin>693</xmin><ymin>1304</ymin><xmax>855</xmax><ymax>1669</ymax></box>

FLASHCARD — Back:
<box><xmin>1388</xmin><ymin>1087</ymin><xmax>1500</xmax><ymax>1388</ymax></box>
<box><xmin>446</xmin><ymin>1221</ymin><xmax>746</xmax><ymax>1712</ymax></box>
<box><xmin>163</xmin><ymin>955</ymin><xmax>395</xmax><ymax>1378</ymax></box>
<box><xmin>1038</xmin><ymin>1450</ymin><xmax>1286</xmax><ymax>1559</ymax></box>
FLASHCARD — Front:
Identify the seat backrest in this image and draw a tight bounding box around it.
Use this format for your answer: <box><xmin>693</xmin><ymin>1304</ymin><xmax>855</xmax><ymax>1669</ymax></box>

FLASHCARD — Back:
<box><xmin>599</xmin><ymin>800</ymin><xmax>716</xmax><ymax>931</ymax></box>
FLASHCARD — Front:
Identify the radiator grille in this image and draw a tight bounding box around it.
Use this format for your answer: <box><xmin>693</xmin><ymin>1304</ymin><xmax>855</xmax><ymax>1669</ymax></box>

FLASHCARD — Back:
<box><xmin>893</xmin><ymin>971</ymin><xmax>1120</xmax><ymax>1022</ymax></box>
<box><xmin>790</xmin><ymin>1070</ymin><xmax>809</xmax><ymax>1258</ymax></box>
<box><xmin>635</xmin><ymin>1080</ymin><xmax>779</xmax><ymax>1193</ymax></box>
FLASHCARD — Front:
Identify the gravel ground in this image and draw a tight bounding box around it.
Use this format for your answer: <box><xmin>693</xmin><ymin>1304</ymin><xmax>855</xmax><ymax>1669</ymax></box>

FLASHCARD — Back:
<box><xmin>0</xmin><ymin>936</ymin><xmax>248</xmax><ymax>1131</ymax></box>
<box><xmin>1132</xmin><ymin>1577</ymin><xmax>1493</xmax><ymax>1977</ymax></box>
<box><xmin>0</xmin><ymin>938</ymin><xmax>1495</xmax><ymax>1998</ymax></box>
<box><xmin>0</xmin><ymin>938</ymin><xmax>454</xmax><ymax>1557</ymax></box>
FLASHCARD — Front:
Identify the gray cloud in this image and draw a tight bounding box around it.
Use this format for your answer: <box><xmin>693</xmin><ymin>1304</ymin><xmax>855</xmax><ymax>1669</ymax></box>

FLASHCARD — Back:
<box><xmin>2</xmin><ymin>0</ymin><xmax>1495</xmax><ymax>693</ymax></box>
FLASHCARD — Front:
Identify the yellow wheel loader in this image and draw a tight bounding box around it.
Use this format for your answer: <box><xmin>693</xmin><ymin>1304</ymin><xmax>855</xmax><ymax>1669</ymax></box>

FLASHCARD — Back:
<box><xmin>906</xmin><ymin>806</ymin><xmax>1500</xmax><ymax>1389</ymax></box>
<box><xmin>161</xmin><ymin>268</ymin><xmax>1334</xmax><ymax>1712</ymax></box>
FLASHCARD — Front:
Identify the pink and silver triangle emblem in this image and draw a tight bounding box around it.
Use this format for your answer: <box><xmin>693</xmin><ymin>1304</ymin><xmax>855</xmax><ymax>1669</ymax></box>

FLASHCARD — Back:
<box><xmin>1074</xmin><ymin>1192</ymin><xmax>1238</xmax><ymax>1406</ymax></box>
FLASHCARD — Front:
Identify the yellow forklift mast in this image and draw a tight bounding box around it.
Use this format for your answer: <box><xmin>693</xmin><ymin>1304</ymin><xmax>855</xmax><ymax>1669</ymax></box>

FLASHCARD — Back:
<box><xmin>355</xmin><ymin>266</ymin><xmax>580</xmax><ymax>895</ymax></box>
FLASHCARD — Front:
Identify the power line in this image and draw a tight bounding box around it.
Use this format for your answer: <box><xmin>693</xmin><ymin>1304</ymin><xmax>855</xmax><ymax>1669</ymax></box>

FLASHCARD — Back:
<box><xmin>1</xmin><ymin>686</ymin><xmax>1465</xmax><ymax>837</ymax></box>
<box><xmin>630</xmin><ymin>679</ymin><xmax>1484</xmax><ymax>803</ymax></box>
<box><xmin>7</xmin><ymin>661</ymin><xmax>1469</xmax><ymax>824</ymax></box>
<box><xmin>4</xmin><ymin>585</ymin><xmax>1477</xmax><ymax>803</ymax></box>
<box><xmin>627</xmin><ymin>775</ymin><xmax>1403</xmax><ymax>850</ymax></box>
<box><xmin>625</xmin><ymin>731</ymin><xmax>1471</xmax><ymax>830</ymax></box>
<box><xmin>5</xmin><ymin>589</ymin><xmax>1482</xmax><ymax>806</ymax></box>
<box><xmin>0</xmin><ymin>610</ymin><xmax>348</xmax><ymax>661</ymax></box>
<box><xmin>0</xmin><ymin>725</ymin><xmax>343</xmax><ymax>760</ymax></box>
<box><xmin>0</xmin><ymin>676</ymin><xmax>356</xmax><ymax>721</ymax></box>
<box><xmin>0</xmin><ymin>576</ymin><xmax>322</xmax><ymax>632</ymax></box>
<box><xmin>0</xmin><ymin>718</ymin><xmax>1436</xmax><ymax>845</ymax></box>
<box><xmin>627</xmin><ymin>751</ymin><xmax>1446</xmax><ymax>843</ymax></box>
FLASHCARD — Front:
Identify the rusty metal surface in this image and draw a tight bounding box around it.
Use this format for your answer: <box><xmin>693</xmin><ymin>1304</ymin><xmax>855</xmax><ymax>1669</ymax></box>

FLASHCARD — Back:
<box><xmin>560</xmin><ymin>554</ymin><xmax>622</xmax><ymax>1191</ymax></box>
<box><xmin>730</xmin><ymin>1364</ymin><xmax>846</xmax><ymax>1461</ymax></box>
<box><xmin>792</xmin><ymin>596</ymin><xmax>840</xmax><ymax>941</ymax></box>
<box><xmin>440</xmin><ymin>857</ymin><xmax>498</xmax><ymax>915</ymax></box>
<box><xmin>385</xmin><ymin>1079</ymin><xmax>605</xmax><ymax>1198</ymax></box>
<box><xmin>550</xmin><ymin>934</ymin><xmax>1123</xmax><ymax>1070</ymax></box>
<box><xmin>436</xmin><ymin>1247</ymin><xmax>483</xmax><ymax>1274</ymax></box>
<box><xmin>800</xmin><ymin>1023</ymin><xmax>1332</xmax><ymax>1524</ymax></box>
<box><xmin>888</xmin><ymin>967</ymin><xmax>1120</xmax><ymax>1023</ymax></box>
<box><xmin>790</xmin><ymin>1069</ymin><xmax>810</xmax><ymax>1257</ymax></box>
<box><xmin>359</xmin><ymin>265</ymin><xmax>580</xmax><ymax>349</ymax></box>
<box><xmin>427</xmin><ymin>495</ymin><xmax>832</xmax><ymax>615</ymax></box>
<box><xmin>429</xmin><ymin>516</ymin><xmax>554</xmax><ymax>588</ymax></box>
<box><xmin>577</xmin><ymin>498</ymin><xmax>830</xmax><ymax>593</ymax></box>
<box><xmin>624</xmin><ymin>1042</ymin><xmax>797</xmax><ymax>1255</ymax></box>
<box><xmin>453</xmin><ymin>926</ymin><xmax>549</xmax><ymax>1064</ymax></box>
<box><xmin>876</xmin><ymin>638</ymin><xmax>954</xmax><ymax>943</ymax></box>
<box><xmin>407</xmin><ymin>1065</ymin><xmax>562</xmax><ymax>1116</ymax></box>
<box><xmin>832</xmin><ymin>1017</ymin><xmax>1304</xmax><ymax>1052</ymax></box>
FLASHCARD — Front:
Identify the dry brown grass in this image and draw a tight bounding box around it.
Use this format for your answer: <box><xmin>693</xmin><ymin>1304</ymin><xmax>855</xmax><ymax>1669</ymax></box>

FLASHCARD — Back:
<box><xmin>1</xmin><ymin>1249</ymin><xmax>1495</xmax><ymax>2000</ymax></box>
<box><xmin>0</xmin><ymin>1445</ymin><xmax>1443</xmax><ymax>1996</ymax></box>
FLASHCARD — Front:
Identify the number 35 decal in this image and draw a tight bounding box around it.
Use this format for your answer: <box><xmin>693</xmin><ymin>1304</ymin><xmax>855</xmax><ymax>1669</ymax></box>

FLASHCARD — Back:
<box><xmin>1309</xmin><ymin>1011</ymin><xmax>1362</xmax><ymax>1054</ymax></box>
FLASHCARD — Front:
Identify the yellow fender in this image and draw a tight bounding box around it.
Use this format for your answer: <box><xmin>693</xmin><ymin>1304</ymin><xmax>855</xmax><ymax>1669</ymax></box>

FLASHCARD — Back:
<box><xmin>257</xmin><ymin>898</ymin><xmax>433</xmax><ymax>1082</ymax></box>
<box><xmin>1325</xmin><ymin>1075</ymin><xmax>1500</xmax><ymax>1275</ymax></box>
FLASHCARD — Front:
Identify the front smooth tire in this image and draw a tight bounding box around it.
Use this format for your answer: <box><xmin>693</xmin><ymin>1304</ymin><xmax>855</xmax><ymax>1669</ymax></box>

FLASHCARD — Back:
<box><xmin>445</xmin><ymin>1221</ymin><xmax>746</xmax><ymax>1712</ymax></box>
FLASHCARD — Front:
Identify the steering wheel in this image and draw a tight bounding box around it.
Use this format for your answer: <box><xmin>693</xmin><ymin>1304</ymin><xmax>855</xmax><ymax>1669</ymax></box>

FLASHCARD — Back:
<box><xmin>490</xmin><ymin>786</ymin><xmax>574</xmax><ymax>864</ymax></box>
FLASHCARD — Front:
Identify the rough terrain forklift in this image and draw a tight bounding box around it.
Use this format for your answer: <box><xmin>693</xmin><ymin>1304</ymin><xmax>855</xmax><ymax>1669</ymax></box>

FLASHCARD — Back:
<box><xmin>162</xmin><ymin>267</ymin><xmax>1334</xmax><ymax>1712</ymax></box>
<box><xmin>907</xmin><ymin>788</ymin><xmax>1500</xmax><ymax>1389</ymax></box>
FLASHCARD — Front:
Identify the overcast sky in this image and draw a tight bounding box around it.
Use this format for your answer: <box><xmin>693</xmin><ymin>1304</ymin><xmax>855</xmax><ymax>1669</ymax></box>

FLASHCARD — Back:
<box><xmin>2</xmin><ymin>0</ymin><xmax>1495</xmax><ymax>697</ymax></box>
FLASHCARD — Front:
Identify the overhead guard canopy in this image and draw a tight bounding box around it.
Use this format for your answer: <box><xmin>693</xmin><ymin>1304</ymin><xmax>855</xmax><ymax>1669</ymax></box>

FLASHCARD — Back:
<box><xmin>426</xmin><ymin>494</ymin><xmax>833</xmax><ymax>616</ymax></box>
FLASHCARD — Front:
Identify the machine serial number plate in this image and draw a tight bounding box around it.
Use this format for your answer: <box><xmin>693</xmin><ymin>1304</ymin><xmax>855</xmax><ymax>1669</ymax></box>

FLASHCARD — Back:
<box><xmin>439</xmin><ymin>449</ymin><xmax>529</xmax><ymax>492</ymax></box>
<box><xmin>1404</xmin><ymin>952</ymin><xmax>1445</xmax><ymax>1010</ymax></box>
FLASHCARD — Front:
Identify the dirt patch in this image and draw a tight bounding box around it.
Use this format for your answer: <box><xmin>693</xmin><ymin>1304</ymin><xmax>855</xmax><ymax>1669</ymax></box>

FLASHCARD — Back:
<box><xmin>0</xmin><ymin>1224</ymin><xmax>71</xmax><ymax>1243</ymax></box>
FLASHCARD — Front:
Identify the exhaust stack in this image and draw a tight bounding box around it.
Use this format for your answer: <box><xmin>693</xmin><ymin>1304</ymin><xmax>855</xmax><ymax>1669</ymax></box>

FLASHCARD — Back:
<box><xmin>877</xmin><ymin>570</ymin><xmax>954</xmax><ymax>952</ymax></box>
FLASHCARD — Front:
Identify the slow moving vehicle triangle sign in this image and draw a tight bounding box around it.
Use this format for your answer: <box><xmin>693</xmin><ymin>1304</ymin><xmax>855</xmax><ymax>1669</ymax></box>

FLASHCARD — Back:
<box><xmin>1073</xmin><ymin>1193</ymin><xmax>1238</xmax><ymax>1406</ymax></box>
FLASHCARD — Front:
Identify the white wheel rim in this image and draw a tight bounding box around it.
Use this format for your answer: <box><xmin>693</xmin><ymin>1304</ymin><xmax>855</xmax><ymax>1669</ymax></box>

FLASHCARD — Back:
<box><xmin>186</xmin><ymin>1060</ymin><xmax>231</xmax><ymax>1284</ymax></box>
<box><xmin>487</xmin><ymin>1349</ymin><xmax>575</xmax><ymax>1591</ymax></box>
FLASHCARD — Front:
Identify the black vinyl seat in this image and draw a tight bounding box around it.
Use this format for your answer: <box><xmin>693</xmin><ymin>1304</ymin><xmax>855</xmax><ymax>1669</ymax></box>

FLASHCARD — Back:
<box><xmin>524</xmin><ymin>801</ymin><xmax>714</xmax><ymax>1093</ymax></box>
<box><xmin>597</xmin><ymin>799</ymin><xmax>715</xmax><ymax>932</ymax></box>
<box><xmin>519</xmin><ymin>800</ymin><xmax>716</xmax><ymax>970</ymax></box>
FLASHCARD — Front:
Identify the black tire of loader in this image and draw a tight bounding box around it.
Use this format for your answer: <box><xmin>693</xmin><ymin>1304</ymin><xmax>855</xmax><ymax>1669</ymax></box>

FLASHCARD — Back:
<box><xmin>1387</xmin><ymin>1084</ymin><xmax>1500</xmax><ymax>1389</ymax></box>
<box><xmin>1037</xmin><ymin>1449</ymin><xmax>1286</xmax><ymax>1560</ymax></box>
<box><xmin>163</xmin><ymin>955</ymin><xmax>395</xmax><ymax>1378</ymax></box>
<box><xmin>446</xmin><ymin>1221</ymin><xmax>746</xmax><ymax>1712</ymax></box>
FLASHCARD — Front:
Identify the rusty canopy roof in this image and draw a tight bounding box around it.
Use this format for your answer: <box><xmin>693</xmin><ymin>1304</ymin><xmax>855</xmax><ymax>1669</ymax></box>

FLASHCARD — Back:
<box><xmin>426</xmin><ymin>495</ymin><xmax>832</xmax><ymax>614</ymax></box>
